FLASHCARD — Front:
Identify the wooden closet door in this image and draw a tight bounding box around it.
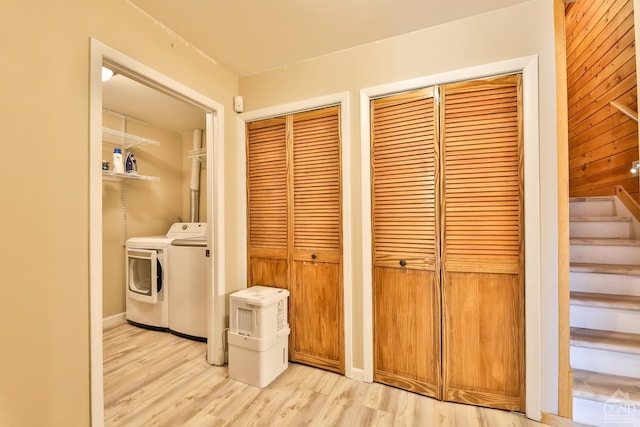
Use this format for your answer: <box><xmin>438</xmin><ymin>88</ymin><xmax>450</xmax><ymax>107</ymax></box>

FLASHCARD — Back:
<box><xmin>371</xmin><ymin>88</ymin><xmax>441</xmax><ymax>398</ymax></box>
<box><xmin>290</xmin><ymin>106</ymin><xmax>344</xmax><ymax>373</ymax></box>
<box><xmin>440</xmin><ymin>75</ymin><xmax>525</xmax><ymax>411</ymax></box>
<box><xmin>246</xmin><ymin>117</ymin><xmax>289</xmax><ymax>289</ymax></box>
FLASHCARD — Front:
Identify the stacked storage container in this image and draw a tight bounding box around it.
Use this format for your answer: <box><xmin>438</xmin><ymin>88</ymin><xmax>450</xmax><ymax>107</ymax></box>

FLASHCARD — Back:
<box><xmin>228</xmin><ymin>286</ymin><xmax>290</xmax><ymax>387</ymax></box>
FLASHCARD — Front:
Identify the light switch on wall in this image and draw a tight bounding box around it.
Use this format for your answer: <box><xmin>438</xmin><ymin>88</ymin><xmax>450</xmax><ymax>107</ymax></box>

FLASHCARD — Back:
<box><xmin>233</xmin><ymin>96</ymin><xmax>244</xmax><ymax>113</ymax></box>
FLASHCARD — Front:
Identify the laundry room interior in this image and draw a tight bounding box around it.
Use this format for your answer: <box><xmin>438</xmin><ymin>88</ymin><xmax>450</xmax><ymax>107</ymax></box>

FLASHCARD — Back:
<box><xmin>101</xmin><ymin>71</ymin><xmax>208</xmax><ymax>328</ymax></box>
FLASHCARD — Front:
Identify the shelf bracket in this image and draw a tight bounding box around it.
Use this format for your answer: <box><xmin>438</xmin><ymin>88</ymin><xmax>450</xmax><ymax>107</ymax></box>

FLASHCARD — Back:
<box><xmin>187</xmin><ymin>148</ymin><xmax>207</xmax><ymax>162</ymax></box>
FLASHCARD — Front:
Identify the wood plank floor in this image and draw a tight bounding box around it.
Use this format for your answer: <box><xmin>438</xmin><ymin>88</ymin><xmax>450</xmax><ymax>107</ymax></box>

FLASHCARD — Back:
<box><xmin>104</xmin><ymin>324</ymin><xmax>550</xmax><ymax>426</ymax></box>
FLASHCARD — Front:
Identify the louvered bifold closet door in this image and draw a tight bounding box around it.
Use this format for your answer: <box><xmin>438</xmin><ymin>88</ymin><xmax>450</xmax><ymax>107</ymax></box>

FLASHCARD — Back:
<box><xmin>371</xmin><ymin>88</ymin><xmax>441</xmax><ymax>398</ymax></box>
<box><xmin>290</xmin><ymin>106</ymin><xmax>344</xmax><ymax>373</ymax></box>
<box><xmin>246</xmin><ymin>117</ymin><xmax>289</xmax><ymax>289</ymax></box>
<box><xmin>440</xmin><ymin>75</ymin><xmax>524</xmax><ymax>411</ymax></box>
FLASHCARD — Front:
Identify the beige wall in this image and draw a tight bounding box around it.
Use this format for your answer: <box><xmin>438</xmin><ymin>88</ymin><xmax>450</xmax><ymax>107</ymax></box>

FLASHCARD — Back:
<box><xmin>102</xmin><ymin>114</ymin><xmax>185</xmax><ymax>318</ymax></box>
<box><xmin>239</xmin><ymin>0</ymin><xmax>559</xmax><ymax>413</ymax></box>
<box><xmin>0</xmin><ymin>1</ymin><xmax>238</xmax><ymax>426</ymax></box>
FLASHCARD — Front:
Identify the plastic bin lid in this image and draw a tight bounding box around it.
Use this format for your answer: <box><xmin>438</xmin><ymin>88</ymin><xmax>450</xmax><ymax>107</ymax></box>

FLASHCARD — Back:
<box><xmin>231</xmin><ymin>285</ymin><xmax>290</xmax><ymax>306</ymax></box>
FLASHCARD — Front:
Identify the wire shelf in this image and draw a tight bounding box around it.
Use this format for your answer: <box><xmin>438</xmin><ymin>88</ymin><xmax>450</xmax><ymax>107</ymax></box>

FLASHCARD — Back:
<box><xmin>102</xmin><ymin>170</ymin><xmax>160</xmax><ymax>182</ymax></box>
<box><xmin>102</xmin><ymin>127</ymin><xmax>161</xmax><ymax>149</ymax></box>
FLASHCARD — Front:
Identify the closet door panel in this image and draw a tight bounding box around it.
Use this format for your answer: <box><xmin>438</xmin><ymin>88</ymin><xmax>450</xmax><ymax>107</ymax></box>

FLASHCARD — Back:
<box><xmin>440</xmin><ymin>75</ymin><xmax>524</xmax><ymax>412</ymax></box>
<box><xmin>291</xmin><ymin>106</ymin><xmax>344</xmax><ymax>373</ymax></box>
<box><xmin>248</xmin><ymin>251</ymin><xmax>288</xmax><ymax>289</ymax></box>
<box><xmin>443</xmin><ymin>271</ymin><xmax>523</xmax><ymax>408</ymax></box>
<box><xmin>371</xmin><ymin>89</ymin><xmax>439</xmax><ymax>270</ymax></box>
<box><xmin>371</xmin><ymin>88</ymin><xmax>441</xmax><ymax>398</ymax></box>
<box><xmin>373</xmin><ymin>266</ymin><xmax>440</xmax><ymax>397</ymax></box>
<box><xmin>291</xmin><ymin>259</ymin><xmax>342</xmax><ymax>371</ymax></box>
<box><xmin>246</xmin><ymin>117</ymin><xmax>289</xmax><ymax>288</ymax></box>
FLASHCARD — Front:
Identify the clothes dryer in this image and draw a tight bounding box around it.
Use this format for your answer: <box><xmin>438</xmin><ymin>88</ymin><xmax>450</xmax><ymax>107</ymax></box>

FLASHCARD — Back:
<box><xmin>125</xmin><ymin>223</ymin><xmax>206</xmax><ymax>330</ymax></box>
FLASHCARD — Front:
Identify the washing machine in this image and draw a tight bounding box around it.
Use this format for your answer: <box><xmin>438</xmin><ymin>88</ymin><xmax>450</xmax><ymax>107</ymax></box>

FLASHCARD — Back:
<box><xmin>168</xmin><ymin>236</ymin><xmax>208</xmax><ymax>341</ymax></box>
<box><xmin>125</xmin><ymin>222</ymin><xmax>207</xmax><ymax>330</ymax></box>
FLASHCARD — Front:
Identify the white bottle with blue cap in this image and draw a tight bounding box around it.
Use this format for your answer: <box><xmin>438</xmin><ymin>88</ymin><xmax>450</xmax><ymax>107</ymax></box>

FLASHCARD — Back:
<box><xmin>112</xmin><ymin>148</ymin><xmax>124</xmax><ymax>173</ymax></box>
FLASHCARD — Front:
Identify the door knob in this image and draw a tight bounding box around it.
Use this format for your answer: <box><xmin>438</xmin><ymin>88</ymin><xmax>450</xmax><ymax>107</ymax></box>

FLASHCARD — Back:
<box><xmin>311</xmin><ymin>253</ymin><xmax>317</xmax><ymax>260</ymax></box>
<box><xmin>399</xmin><ymin>259</ymin><xmax>407</xmax><ymax>267</ymax></box>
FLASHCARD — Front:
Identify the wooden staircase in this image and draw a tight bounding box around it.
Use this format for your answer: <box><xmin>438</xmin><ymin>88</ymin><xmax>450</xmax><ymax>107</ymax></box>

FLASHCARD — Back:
<box><xmin>569</xmin><ymin>196</ymin><xmax>640</xmax><ymax>426</ymax></box>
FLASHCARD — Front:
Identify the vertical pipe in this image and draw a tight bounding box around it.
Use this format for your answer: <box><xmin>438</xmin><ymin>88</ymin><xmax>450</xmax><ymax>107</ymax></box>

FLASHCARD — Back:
<box><xmin>190</xmin><ymin>128</ymin><xmax>203</xmax><ymax>222</ymax></box>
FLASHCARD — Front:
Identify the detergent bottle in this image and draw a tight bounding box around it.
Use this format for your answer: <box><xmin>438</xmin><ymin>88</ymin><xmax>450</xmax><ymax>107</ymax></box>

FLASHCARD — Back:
<box><xmin>112</xmin><ymin>148</ymin><xmax>124</xmax><ymax>173</ymax></box>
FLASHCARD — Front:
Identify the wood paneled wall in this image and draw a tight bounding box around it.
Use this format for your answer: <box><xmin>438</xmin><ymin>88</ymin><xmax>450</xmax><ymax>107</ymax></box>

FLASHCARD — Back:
<box><xmin>566</xmin><ymin>0</ymin><xmax>639</xmax><ymax>201</ymax></box>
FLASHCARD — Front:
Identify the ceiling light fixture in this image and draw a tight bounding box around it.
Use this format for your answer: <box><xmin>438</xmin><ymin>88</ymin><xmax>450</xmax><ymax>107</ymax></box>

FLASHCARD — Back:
<box><xmin>631</xmin><ymin>160</ymin><xmax>640</xmax><ymax>175</ymax></box>
<box><xmin>102</xmin><ymin>66</ymin><xmax>114</xmax><ymax>82</ymax></box>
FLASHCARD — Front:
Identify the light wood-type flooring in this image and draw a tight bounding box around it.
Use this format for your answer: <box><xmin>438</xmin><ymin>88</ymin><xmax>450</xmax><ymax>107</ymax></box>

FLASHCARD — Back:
<box><xmin>104</xmin><ymin>323</ymin><xmax>550</xmax><ymax>426</ymax></box>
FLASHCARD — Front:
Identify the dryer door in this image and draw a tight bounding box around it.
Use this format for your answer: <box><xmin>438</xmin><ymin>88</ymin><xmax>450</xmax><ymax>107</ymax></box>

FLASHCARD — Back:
<box><xmin>127</xmin><ymin>248</ymin><xmax>160</xmax><ymax>304</ymax></box>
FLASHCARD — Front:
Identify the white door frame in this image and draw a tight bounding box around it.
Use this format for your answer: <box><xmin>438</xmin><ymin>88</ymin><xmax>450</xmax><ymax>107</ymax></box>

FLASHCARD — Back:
<box><xmin>89</xmin><ymin>39</ymin><xmax>226</xmax><ymax>426</ymax></box>
<box><xmin>236</xmin><ymin>92</ymin><xmax>356</xmax><ymax>379</ymax></box>
<box><xmin>360</xmin><ymin>56</ymin><xmax>542</xmax><ymax>420</ymax></box>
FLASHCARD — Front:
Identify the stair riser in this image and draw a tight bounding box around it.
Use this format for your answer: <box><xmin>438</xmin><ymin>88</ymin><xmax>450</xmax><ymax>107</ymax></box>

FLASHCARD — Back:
<box><xmin>570</xmin><ymin>244</ymin><xmax>640</xmax><ymax>265</ymax></box>
<box><xmin>571</xmin><ymin>306</ymin><xmax>640</xmax><ymax>334</ymax></box>
<box><xmin>569</xmin><ymin>200</ymin><xmax>615</xmax><ymax>217</ymax></box>
<box><xmin>570</xmin><ymin>272</ymin><xmax>640</xmax><ymax>296</ymax></box>
<box><xmin>570</xmin><ymin>221</ymin><xmax>631</xmax><ymax>239</ymax></box>
<box><xmin>573</xmin><ymin>398</ymin><xmax>640</xmax><ymax>426</ymax></box>
<box><xmin>571</xmin><ymin>346</ymin><xmax>640</xmax><ymax>378</ymax></box>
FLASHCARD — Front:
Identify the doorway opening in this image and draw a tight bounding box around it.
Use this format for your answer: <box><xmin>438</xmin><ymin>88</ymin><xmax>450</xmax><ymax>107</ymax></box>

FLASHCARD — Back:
<box><xmin>89</xmin><ymin>39</ymin><xmax>226</xmax><ymax>426</ymax></box>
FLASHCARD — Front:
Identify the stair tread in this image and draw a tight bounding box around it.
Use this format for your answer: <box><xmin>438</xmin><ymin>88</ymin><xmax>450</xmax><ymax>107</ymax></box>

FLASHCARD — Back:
<box><xmin>570</xmin><ymin>216</ymin><xmax>632</xmax><ymax>222</ymax></box>
<box><xmin>569</xmin><ymin>196</ymin><xmax>615</xmax><ymax>202</ymax></box>
<box><xmin>573</xmin><ymin>369</ymin><xmax>640</xmax><ymax>404</ymax></box>
<box><xmin>571</xmin><ymin>292</ymin><xmax>640</xmax><ymax>311</ymax></box>
<box><xmin>570</xmin><ymin>262</ymin><xmax>640</xmax><ymax>275</ymax></box>
<box><xmin>571</xmin><ymin>237</ymin><xmax>640</xmax><ymax>246</ymax></box>
<box><xmin>571</xmin><ymin>327</ymin><xmax>640</xmax><ymax>355</ymax></box>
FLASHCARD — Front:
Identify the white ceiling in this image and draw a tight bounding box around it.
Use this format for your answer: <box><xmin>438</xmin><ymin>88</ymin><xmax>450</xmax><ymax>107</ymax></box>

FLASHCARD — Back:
<box><xmin>129</xmin><ymin>0</ymin><xmax>529</xmax><ymax>77</ymax></box>
<box><xmin>104</xmin><ymin>0</ymin><xmax>529</xmax><ymax>134</ymax></box>
<box><xmin>102</xmin><ymin>73</ymin><xmax>205</xmax><ymax>134</ymax></box>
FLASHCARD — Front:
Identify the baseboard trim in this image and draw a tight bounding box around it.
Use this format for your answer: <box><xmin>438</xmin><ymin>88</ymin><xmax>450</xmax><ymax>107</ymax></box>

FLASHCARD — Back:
<box><xmin>349</xmin><ymin>367</ymin><xmax>365</xmax><ymax>382</ymax></box>
<box><xmin>541</xmin><ymin>412</ymin><xmax>575</xmax><ymax>427</ymax></box>
<box><xmin>103</xmin><ymin>312</ymin><xmax>126</xmax><ymax>331</ymax></box>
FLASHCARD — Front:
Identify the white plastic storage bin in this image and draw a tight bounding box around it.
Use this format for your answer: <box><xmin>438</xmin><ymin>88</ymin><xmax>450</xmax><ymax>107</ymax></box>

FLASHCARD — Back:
<box><xmin>227</xmin><ymin>328</ymin><xmax>290</xmax><ymax>388</ymax></box>
<box><xmin>229</xmin><ymin>286</ymin><xmax>289</xmax><ymax>339</ymax></box>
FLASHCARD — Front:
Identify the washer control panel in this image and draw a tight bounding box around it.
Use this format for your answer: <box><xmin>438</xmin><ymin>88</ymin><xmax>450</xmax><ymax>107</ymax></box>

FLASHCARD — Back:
<box><xmin>166</xmin><ymin>222</ymin><xmax>207</xmax><ymax>238</ymax></box>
